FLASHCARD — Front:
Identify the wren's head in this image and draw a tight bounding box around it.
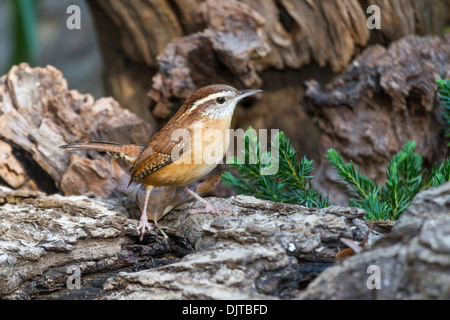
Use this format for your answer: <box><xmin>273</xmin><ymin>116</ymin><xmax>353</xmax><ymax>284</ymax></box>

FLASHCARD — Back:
<box><xmin>184</xmin><ymin>84</ymin><xmax>262</xmax><ymax>119</ymax></box>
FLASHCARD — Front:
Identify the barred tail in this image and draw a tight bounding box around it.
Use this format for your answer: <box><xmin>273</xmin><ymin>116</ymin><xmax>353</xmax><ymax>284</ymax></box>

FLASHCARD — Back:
<box><xmin>60</xmin><ymin>141</ymin><xmax>144</xmax><ymax>164</ymax></box>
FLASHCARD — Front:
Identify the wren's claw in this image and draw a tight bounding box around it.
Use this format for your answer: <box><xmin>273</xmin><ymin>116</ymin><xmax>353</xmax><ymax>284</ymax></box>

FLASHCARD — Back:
<box><xmin>137</xmin><ymin>212</ymin><xmax>169</xmax><ymax>241</ymax></box>
<box><xmin>138</xmin><ymin>215</ymin><xmax>151</xmax><ymax>241</ymax></box>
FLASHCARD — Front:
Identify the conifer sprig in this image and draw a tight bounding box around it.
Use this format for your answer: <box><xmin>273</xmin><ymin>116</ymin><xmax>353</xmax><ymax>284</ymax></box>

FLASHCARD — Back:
<box><xmin>223</xmin><ymin>128</ymin><xmax>449</xmax><ymax>221</ymax></box>
<box><xmin>222</xmin><ymin>128</ymin><xmax>331</xmax><ymax>208</ymax></box>
<box><xmin>326</xmin><ymin>141</ymin><xmax>450</xmax><ymax>220</ymax></box>
<box><xmin>437</xmin><ymin>79</ymin><xmax>450</xmax><ymax>140</ymax></box>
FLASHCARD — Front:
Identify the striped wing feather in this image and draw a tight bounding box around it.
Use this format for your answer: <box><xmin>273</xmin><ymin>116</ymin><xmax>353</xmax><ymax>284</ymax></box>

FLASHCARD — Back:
<box><xmin>129</xmin><ymin>119</ymin><xmax>191</xmax><ymax>182</ymax></box>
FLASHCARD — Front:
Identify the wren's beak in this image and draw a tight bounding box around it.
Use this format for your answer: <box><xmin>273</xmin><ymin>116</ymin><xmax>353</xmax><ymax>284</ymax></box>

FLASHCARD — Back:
<box><xmin>235</xmin><ymin>89</ymin><xmax>263</xmax><ymax>101</ymax></box>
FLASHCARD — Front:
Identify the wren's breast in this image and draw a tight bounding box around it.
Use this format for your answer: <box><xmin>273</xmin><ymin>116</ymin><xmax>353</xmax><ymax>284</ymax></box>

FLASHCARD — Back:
<box><xmin>143</xmin><ymin>118</ymin><xmax>232</xmax><ymax>187</ymax></box>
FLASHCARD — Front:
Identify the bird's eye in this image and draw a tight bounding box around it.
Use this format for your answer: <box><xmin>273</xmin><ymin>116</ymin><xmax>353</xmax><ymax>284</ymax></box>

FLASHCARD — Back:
<box><xmin>216</xmin><ymin>97</ymin><xmax>225</xmax><ymax>104</ymax></box>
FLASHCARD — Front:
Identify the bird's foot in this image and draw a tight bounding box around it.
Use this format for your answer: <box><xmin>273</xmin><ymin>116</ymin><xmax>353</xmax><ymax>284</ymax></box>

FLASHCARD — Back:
<box><xmin>154</xmin><ymin>222</ymin><xmax>169</xmax><ymax>240</ymax></box>
<box><xmin>137</xmin><ymin>215</ymin><xmax>151</xmax><ymax>241</ymax></box>
<box><xmin>137</xmin><ymin>216</ymin><xmax>170</xmax><ymax>241</ymax></box>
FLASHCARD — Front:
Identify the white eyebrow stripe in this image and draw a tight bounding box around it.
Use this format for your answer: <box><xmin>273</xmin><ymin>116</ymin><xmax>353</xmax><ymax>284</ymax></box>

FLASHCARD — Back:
<box><xmin>187</xmin><ymin>91</ymin><xmax>232</xmax><ymax>113</ymax></box>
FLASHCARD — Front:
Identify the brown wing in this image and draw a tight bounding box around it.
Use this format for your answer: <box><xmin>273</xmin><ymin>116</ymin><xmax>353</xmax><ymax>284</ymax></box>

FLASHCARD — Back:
<box><xmin>129</xmin><ymin>118</ymin><xmax>192</xmax><ymax>183</ymax></box>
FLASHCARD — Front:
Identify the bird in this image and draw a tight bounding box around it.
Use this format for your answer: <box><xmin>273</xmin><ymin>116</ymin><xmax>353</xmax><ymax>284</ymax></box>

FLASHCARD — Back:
<box><xmin>60</xmin><ymin>84</ymin><xmax>262</xmax><ymax>240</ymax></box>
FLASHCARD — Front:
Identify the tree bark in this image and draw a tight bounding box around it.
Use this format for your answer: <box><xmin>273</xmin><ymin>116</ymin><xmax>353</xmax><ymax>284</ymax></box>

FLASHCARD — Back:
<box><xmin>304</xmin><ymin>34</ymin><xmax>450</xmax><ymax>204</ymax></box>
<box><xmin>87</xmin><ymin>0</ymin><xmax>449</xmax><ymax>120</ymax></box>
<box><xmin>298</xmin><ymin>182</ymin><xmax>450</xmax><ymax>300</ymax></box>
<box><xmin>86</xmin><ymin>0</ymin><xmax>203</xmax><ymax>124</ymax></box>
<box><xmin>0</xmin><ymin>186</ymin><xmax>383</xmax><ymax>299</ymax></box>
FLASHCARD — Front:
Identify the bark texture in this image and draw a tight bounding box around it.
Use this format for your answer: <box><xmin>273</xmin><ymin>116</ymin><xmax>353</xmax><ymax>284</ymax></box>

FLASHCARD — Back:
<box><xmin>1</xmin><ymin>165</ymin><xmax>448</xmax><ymax>300</ymax></box>
<box><xmin>4</xmin><ymin>182</ymin><xmax>448</xmax><ymax>300</ymax></box>
<box><xmin>298</xmin><ymin>182</ymin><xmax>450</xmax><ymax>300</ymax></box>
<box><xmin>0</xmin><ymin>63</ymin><xmax>152</xmax><ymax>198</ymax></box>
<box><xmin>87</xmin><ymin>0</ymin><xmax>449</xmax><ymax>119</ymax></box>
<box><xmin>104</xmin><ymin>195</ymin><xmax>384</xmax><ymax>299</ymax></box>
<box><xmin>0</xmin><ymin>186</ymin><xmax>193</xmax><ymax>299</ymax></box>
<box><xmin>0</xmin><ymin>186</ymin><xmax>383</xmax><ymax>299</ymax></box>
<box><xmin>304</xmin><ymin>34</ymin><xmax>450</xmax><ymax>204</ymax></box>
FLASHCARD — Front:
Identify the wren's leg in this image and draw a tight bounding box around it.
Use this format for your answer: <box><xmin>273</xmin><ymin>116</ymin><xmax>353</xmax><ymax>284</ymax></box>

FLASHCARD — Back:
<box><xmin>183</xmin><ymin>187</ymin><xmax>230</xmax><ymax>215</ymax></box>
<box><xmin>138</xmin><ymin>185</ymin><xmax>153</xmax><ymax>241</ymax></box>
<box><xmin>153</xmin><ymin>216</ymin><xmax>168</xmax><ymax>239</ymax></box>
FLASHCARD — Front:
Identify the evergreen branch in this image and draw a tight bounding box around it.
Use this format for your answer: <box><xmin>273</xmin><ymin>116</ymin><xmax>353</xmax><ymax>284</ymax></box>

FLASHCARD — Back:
<box><xmin>222</xmin><ymin>128</ymin><xmax>331</xmax><ymax>208</ymax></box>
<box><xmin>437</xmin><ymin>79</ymin><xmax>450</xmax><ymax>143</ymax></box>
<box><xmin>431</xmin><ymin>158</ymin><xmax>450</xmax><ymax>187</ymax></box>
<box><xmin>223</xmin><ymin>126</ymin><xmax>450</xmax><ymax>221</ymax></box>
<box><xmin>325</xmin><ymin>149</ymin><xmax>376</xmax><ymax>199</ymax></box>
<box><xmin>437</xmin><ymin>79</ymin><xmax>450</xmax><ymax>112</ymax></box>
<box><xmin>279</xmin><ymin>133</ymin><xmax>302</xmax><ymax>186</ymax></box>
<box><xmin>358</xmin><ymin>190</ymin><xmax>390</xmax><ymax>220</ymax></box>
<box><xmin>328</xmin><ymin>140</ymin><xmax>449</xmax><ymax>221</ymax></box>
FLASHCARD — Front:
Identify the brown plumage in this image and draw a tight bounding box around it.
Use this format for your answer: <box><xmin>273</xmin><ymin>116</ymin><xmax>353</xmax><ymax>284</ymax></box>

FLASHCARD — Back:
<box><xmin>60</xmin><ymin>141</ymin><xmax>144</xmax><ymax>164</ymax></box>
<box><xmin>61</xmin><ymin>84</ymin><xmax>263</xmax><ymax>240</ymax></box>
<box><xmin>129</xmin><ymin>84</ymin><xmax>237</xmax><ymax>184</ymax></box>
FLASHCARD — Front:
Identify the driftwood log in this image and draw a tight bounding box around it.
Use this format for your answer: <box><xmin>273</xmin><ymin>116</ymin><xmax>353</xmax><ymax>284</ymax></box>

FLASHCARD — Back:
<box><xmin>299</xmin><ymin>182</ymin><xmax>450</xmax><ymax>300</ymax></box>
<box><xmin>304</xmin><ymin>34</ymin><xmax>450</xmax><ymax>204</ymax></box>
<box><xmin>2</xmin><ymin>182</ymin><xmax>448</xmax><ymax>300</ymax></box>
<box><xmin>0</xmin><ymin>186</ymin><xmax>384</xmax><ymax>299</ymax></box>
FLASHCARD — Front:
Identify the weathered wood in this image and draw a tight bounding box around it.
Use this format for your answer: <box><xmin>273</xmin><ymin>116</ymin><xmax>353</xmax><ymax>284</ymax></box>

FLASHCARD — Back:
<box><xmin>304</xmin><ymin>34</ymin><xmax>450</xmax><ymax>204</ymax></box>
<box><xmin>0</xmin><ymin>186</ymin><xmax>383</xmax><ymax>299</ymax></box>
<box><xmin>87</xmin><ymin>0</ymin><xmax>449</xmax><ymax>119</ymax></box>
<box><xmin>104</xmin><ymin>196</ymin><xmax>387</xmax><ymax>299</ymax></box>
<box><xmin>148</xmin><ymin>0</ymin><xmax>269</xmax><ymax>119</ymax></box>
<box><xmin>298</xmin><ymin>182</ymin><xmax>450</xmax><ymax>300</ymax></box>
<box><xmin>2</xmin><ymin>168</ymin><xmax>447</xmax><ymax>300</ymax></box>
<box><xmin>0</xmin><ymin>63</ymin><xmax>153</xmax><ymax>198</ymax></box>
<box><xmin>87</xmin><ymin>0</ymin><xmax>202</xmax><ymax>123</ymax></box>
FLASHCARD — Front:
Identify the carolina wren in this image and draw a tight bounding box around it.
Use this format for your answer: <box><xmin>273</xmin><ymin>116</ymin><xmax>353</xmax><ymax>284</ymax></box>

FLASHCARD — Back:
<box><xmin>61</xmin><ymin>84</ymin><xmax>262</xmax><ymax>239</ymax></box>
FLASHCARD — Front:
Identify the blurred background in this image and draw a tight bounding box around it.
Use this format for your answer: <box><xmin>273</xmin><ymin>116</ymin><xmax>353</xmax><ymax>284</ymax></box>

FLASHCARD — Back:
<box><xmin>0</xmin><ymin>0</ymin><xmax>449</xmax><ymax>205</ymax></box>
<box><xmin>0</xmin><ymin>0</ymin><xmax>103</xmax><ymax>98</ymax></box>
